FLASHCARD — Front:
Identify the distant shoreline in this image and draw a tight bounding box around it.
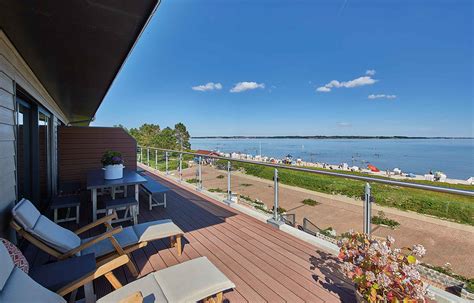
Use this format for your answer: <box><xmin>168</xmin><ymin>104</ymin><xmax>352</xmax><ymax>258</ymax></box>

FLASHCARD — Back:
<box><xmin>191</xmin><ymin>136</ymin><xmax>473</xmax><ymax>140</ymax></box>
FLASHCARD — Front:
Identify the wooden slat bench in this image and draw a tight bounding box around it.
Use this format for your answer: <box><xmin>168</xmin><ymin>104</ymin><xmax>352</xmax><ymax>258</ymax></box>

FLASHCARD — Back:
<box><xmin>139</xmin><ymin>174</ymin><xmax>170</xmax><ymax>210</ymax></box>
<box><xmin>105</xmin><ymin>197</ymin><xmax>139</xmax><ymax>225</ymax></box>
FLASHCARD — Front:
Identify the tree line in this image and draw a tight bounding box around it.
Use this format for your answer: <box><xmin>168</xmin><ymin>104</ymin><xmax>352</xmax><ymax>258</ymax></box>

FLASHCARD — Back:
<box><xmin>115</xmin><ymin>123</ymin><xmax>191</xmax><ymax>150</ymax></box>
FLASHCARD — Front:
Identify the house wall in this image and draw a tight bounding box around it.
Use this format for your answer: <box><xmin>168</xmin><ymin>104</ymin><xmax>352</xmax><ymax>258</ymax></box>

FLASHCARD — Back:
<box><xmin>58</xmin><ymin>126</ymin><xmax>137</xmax><ymax>186</ymax></box>
<box><xmin>0</xmin><ymin>30</ymin><xmax>68</xmax><ymax>239</ymax></box>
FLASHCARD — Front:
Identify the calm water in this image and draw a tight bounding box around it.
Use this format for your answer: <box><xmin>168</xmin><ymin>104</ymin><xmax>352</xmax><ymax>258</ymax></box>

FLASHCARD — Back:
<box><xmin>190</xmin><ymin>138</ymin><xmax>474</xmax><ymax>179</ymax></box>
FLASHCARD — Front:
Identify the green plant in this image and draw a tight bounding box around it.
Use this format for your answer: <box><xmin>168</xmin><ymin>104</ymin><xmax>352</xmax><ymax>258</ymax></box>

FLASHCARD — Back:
<box><xmin>240</xmin><ymin>183</ymin><xmax>253</xmax><ymax>187</ymax></box>
<box><xmin>302</xmin><ymin>198</ymin><xmax>320</xmax><ymax>206</ymax></box>
<box><xmin>320</xmin><ymin>227</ymin><xmax>337</xmax><ymax>238</ymax></box>
<box><xmin>186</xmin><ymin>178</ymin><xmax>198</xmax><ymax>184</ymax></box>
<box><xmin>371</xmin><ymin>211</ymin><xmax>400</xmax><ymax>228</ymax></box>
<box><xmin>216</xmin><ymin>174</ymin><xmax>225</xmax><ymax>179</ymax></box>
<box><xmin>272</xmin><ymin>206</ymin><xmax>287</xmax><ymax>214</ymax></box>
<box><xmin>101</xmin><ymin>150</ymin><xmax>124</xmax><ymax>166</ymax></box>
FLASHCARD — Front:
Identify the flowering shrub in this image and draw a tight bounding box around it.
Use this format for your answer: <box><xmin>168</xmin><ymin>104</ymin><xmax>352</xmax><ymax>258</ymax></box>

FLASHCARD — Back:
<box><xmin>338</xmin><ymin>231</ymin><xmax>427</xmax><ymax>302</ymax></box>
<box><xmin>101</xmin><ymin>150</ymin><xmax>124</xmax><ymax>166</ymax></box>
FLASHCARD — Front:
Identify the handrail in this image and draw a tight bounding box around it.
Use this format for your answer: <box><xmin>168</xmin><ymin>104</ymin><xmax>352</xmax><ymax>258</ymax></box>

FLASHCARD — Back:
<box><xmin>137</xmin><ymin>146</ymin><xmax>474</xmax><ymax>197</ymax></box>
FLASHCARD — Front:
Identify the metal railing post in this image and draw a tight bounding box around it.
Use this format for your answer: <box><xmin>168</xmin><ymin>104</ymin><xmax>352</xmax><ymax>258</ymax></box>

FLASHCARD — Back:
<box><xmin>197</xmin><ymin>156</ymin><xmax>202</xmax><ymax>190</ymax></box>
<box><xmin>165</xmin><ymin>152</ymin><xmax>169</xmax><ymax>175</ymax></box>
<box><xmin>147</xmin><ymin>148</ymin><xmax>150</xmax><ymax>166</ymax></box>
<box><xmin>227</xmin><ymin>161</ymin><xmax>232</xmax><ymax>201</ymax></box>
<box><xmin>363</xmin><ymin>183</ymin><xmax>372</xmax><ymax>235</ymax></box>
<box><xmin>140</xmin><ymin>147</ymin><xmax>143</xmax><ymax>163</ymax></box>
<box><xmin>155</xmin><ymin>149</ymin><xmax>158</xmax><ymax>169</ymax></box>
<box><xmin>273</xmin><ymin>168</ymin><xmax>279</xmax><ymax>221</ymax></box>
<box><xmin>179</xmin><ymin>153</ymin><xmax>183</xmax><ymax>182</ymax></box>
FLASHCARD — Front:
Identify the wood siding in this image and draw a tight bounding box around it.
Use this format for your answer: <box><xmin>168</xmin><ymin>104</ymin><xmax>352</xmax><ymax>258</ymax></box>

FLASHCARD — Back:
<box><xmin>0</xmin><ymin>70</ymin><xmax>16</xmax><ymax>239</ymax></box>
<box><xmin>58</xmin><ymin>127</ymin><xmax>137</xmax><ymax>186</ymax></box>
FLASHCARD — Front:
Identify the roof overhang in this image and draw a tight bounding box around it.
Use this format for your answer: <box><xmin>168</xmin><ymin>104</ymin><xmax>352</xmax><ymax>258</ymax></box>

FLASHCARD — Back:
<box><xmin>0</xmin><ymin>0</ymin><xmax>160</xmax><ymax>124</ymax></box>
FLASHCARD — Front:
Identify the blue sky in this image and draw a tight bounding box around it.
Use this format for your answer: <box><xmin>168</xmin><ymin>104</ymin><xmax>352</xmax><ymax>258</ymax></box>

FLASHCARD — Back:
<box><xmin>93</xmin><ymin>0</ymin><xmax>473</xmax><ymax>137</ymax></box>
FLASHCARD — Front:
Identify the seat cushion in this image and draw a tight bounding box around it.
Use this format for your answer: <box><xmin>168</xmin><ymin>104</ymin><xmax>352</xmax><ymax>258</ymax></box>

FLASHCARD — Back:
<box><xmin>97</xmin><ymin>271</ymin><xmax>167</xmax><ymax>303</ymax></box>
<box><xmin>32</xmin><ymin>216</ymin><xmax>81</xmax><ymax>254</ymax></box>
<box><xmin>12</xmin><ymin>198</ymin><xmax>41</xmax><ymax>231</ymax></box>
<box><xmin>154</xmin><ymin>257</ymin><xmax>235</xmax><ymax>303</ymax></box>
<box><xmin>0</xmin><ymin>267</ymin><xmax>65</xmax><ymax>303</ymax></box>
<box><xmin>81</xmin><ymin>226</ymin><xmax>139</xmax><ymax>258</ymax></box>
<box><xmin>0</xmin><ymin>242</ymin><xmax>14</xmax><ymax>291</ymax></box>
<box><xmin>133</xmin><ymin>219</ymin><xmax>183</xmax><ymax>242</ymax></box>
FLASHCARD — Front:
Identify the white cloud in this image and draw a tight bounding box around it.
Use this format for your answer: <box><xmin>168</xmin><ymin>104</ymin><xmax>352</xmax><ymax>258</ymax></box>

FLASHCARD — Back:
<box><xmin>368</xmin><ymin>94</ymin><xmax>397</xmax><ymax>100</ymax></box>
<box><xmin>316</xmin><ymin>86</ymin><xmax>331</xmax><ymax>92</ymax></box>
<box><xmin>192</xmin><ymin>82</ymin><xmax>222</xmax><ymax>92</ymax></box>
<box><xmin>337</xmin><ymin>122</ymin><xmax>352</xmax><ymax>127</ymax></box>
<box><xmin>316</xmin><ymin>75</ymin><xmax>378</xmax><ymax>92</ymax></box>
<box><xmin>366</xmin><ymin>69</ymin><xmax>376</xmax><ymax>76</ymax></box>
<box><xmin>230</xmin><ymin>82</ymin><xmax>265</xmax><ymax>93</ymax></box>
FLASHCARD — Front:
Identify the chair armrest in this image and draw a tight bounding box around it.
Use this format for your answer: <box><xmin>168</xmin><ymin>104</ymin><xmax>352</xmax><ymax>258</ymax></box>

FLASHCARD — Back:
<box><xmin>119</xmin><ymin>292</ymin><xmax>143</xmax><ymax>303</ymax></box>
<box><xmin>60</xmin><ymin>226</ymin><xmax>122</xmax><ymax>259</ymax></box>
<box><xmin>56</xmin><ymin>254</ymin><xmax>130</xmax><ymax>296</ymax></box>
<box><xmin>74</xmin><ymin>212</ymin><xmax>118</xmax><ymax>235</ymax></box>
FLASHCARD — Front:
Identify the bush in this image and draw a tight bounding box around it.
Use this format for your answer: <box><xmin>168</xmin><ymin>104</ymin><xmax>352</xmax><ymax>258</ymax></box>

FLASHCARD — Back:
<box><xmin>371</xmin><ymin>211</ymin><xmax>400</xmax><ymax>228</ymax></box>
<box><xmin>216</xmin><ymin>175</ymin><xmax>225</xmax><ymax>179</ymax></box>
<box><xmin>186</xmin><ymin>178</ymin><xmax>198</xmax><ymax>184</ymax></box>
<box><xmin>302</xmin><ymin>198</ymin><xmax>320</xmax><ymax>206</ymax></box>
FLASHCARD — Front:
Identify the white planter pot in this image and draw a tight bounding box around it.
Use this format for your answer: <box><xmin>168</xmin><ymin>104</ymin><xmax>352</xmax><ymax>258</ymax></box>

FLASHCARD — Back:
<box><xmin>103</xmin><ymin>164</ymin><xmax>124</xmax><ymax>180</ymax></box>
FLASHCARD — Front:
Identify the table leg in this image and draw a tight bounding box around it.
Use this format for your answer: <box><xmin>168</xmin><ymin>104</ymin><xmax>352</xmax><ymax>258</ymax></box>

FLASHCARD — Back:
<box><xmin>92</xmin><ymin>188</ymin><xmax>97</xmax><ymax>221</ymax></box>
<box><xmin>135</xmin><ymin>184</ymin><xmax>140</xmax><ymax>215</ymax></box>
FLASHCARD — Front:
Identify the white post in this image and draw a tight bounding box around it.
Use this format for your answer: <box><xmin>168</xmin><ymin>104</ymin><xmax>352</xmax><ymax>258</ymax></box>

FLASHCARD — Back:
<box><xmin>140</xmin><ymin>148</ymin><xmax>143</xmax><ymax>163</ymax></box>
<box><xmin>155</xmin><ymin>149</ymin><xmax>158</xmax><ymax>169</ymax></box>
<box><xmin>363</xmin><ymin>183</ymin><xmax>372</xmax><ymax>235</ymax></box>
<box><xmin>227</xmin><ymin>161</ymin><xmax>232</xmax><ymax>201</ymax></box>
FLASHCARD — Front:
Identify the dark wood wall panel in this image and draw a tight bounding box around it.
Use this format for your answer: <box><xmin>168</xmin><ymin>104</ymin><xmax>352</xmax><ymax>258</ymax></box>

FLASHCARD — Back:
<box><xmin>58</xmin><ymin>126</ymin><xmax>137</xmax><ymax>186</ymax></box>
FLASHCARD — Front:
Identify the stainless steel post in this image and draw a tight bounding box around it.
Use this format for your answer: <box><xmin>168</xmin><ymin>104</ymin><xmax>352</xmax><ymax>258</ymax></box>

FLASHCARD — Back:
<box><xmin>273</xmin><ymin>168</ymin><xmax>279</xmax><ymax>221</ymax></box>
<box><xmin>227</xmin><ymin>161</ymin><xmax>232</xmax><ymax>201</ymax></box>
<box><xmin>147</xmin><ymin>148</ymin><xmax>150</xmax><ymax>166</ymax></box>
<box><xmin>363</xmin><ymin>183</ymin><xmax>372</xmax><ymax>235</ymax></box>
<box><xmin>140</xmin><ymin>148</ymin><xmax>143</xmax><ymax>163</ymax></box>
<box><xmin>155</xmin><ymin>149</ymin><xmax>158</xmax><ymax>169</ymax></box>
<box><xmin>165</xmin><ymin>152</ymin><xmax>169</xmax><ymax>175</ymax></box>
<box><xmin>179</xmin><ymin>153</ymin><xmax>183</xmax><ymax>181</ymax></box>
<box><xmin>198</xmin><ymin>156</ymin><xmax>202</xmax><ymax>190</ymax></box>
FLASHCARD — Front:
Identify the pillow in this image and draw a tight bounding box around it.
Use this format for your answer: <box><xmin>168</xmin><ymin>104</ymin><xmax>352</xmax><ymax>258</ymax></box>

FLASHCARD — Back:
<box><xmin>0</xmin><ymin>238</ymin><xmax>29</xmax><ymax>274</ymax></box>
<box><xmin>11</xmin><ymin>199</ymin><xmax>41</xmax><ymax>231</ymax></box>
<box><xmin>31</xmin><ymin>216</ymin><xmax>81</xmax><ymax>254</ymax></box>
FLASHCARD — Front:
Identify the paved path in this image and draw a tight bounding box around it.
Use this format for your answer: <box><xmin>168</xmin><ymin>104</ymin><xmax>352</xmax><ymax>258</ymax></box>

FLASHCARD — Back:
<box><xmin>181</xmin><ymin>165</ymin><xmax>474</xmax><ymax>277</ymax></box>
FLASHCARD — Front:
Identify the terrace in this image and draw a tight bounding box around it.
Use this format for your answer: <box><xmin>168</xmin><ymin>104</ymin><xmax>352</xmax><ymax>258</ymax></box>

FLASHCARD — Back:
<box><xmin>22</xmin><ymin>167</ymin><xmax>356</xmax><ymax>302</ymax></box>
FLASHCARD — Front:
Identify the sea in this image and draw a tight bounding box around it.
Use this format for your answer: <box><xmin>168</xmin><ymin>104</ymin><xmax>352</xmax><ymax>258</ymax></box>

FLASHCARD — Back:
<box><xmin>190</xmin><ymin>138</ymin><xmax>474</xmax><ymax>180</ymax></box>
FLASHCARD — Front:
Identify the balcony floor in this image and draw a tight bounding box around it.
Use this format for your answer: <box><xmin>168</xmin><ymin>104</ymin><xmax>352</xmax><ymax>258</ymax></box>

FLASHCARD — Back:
<box><xmin>22</xmin><ymin>171</ymin><xmax>356</xmax><ymax>302</ymax></box>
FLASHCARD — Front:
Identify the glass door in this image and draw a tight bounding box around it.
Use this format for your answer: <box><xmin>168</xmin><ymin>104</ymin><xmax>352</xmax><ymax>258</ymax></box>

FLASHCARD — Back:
<box><xmin>17</xmin><ymin>99</ymin><xmax>33</xmax><ymax>201</ymax></box>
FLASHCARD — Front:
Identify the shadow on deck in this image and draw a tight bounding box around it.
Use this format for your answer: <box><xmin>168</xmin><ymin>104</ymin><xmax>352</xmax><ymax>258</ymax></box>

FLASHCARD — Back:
<box><xmin>21</xmin><ymin>170</ymin><xmax>356</xmax><ymax>302</ymax></box>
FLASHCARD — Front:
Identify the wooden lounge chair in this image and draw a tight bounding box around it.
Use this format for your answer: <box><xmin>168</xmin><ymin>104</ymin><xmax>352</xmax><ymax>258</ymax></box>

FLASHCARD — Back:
<box><xmin>11</xmin><ymin>198</ymin><xmax>184</xmax><ymax>277</ymax></box>
<box><xmin>0</xmin><ymin>242</ymin><xmax>235</xmax><ymax>303</ymax></box>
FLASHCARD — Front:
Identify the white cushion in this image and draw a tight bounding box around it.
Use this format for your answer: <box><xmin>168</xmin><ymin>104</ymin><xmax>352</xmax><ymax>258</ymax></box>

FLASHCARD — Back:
<box><xmin>132</xmin><ymin>219</ymin><xmax>183</xmax><ymax>242</ymax></box>
<box><xmin>0</xmin><ymin>267</ymin><xmax>65</xmax><ymax>303</ymax></box>
<box><xmin>32</xmin><ymin>216</ymin><xmax>81</xmax><ymax>254</ymax></box>
<box><xmin>155</xmin><ymin>257</ymin><xmax>235</xmax><ymax>303</ymax></box>
<box><xmin>0</xmin><ymin>243</ymin><xmax>14</xmax><ymax>291</ymax></box>
<box><xmin>12</xmin><ymin>199</ymin><xmax>41</xmax><ymax>231</ymax></box>
<box><xmin>81</xmin><ymin>227</ymin><xmax>139</xmax><ymax>258</ymax></box>
<box><xmin>97</xmin><ymin>272</ymin><xmax>167</xmax><ymax>303</ymax></box>
<box><xmin>98</xmin><ymin>257</ymin><xmax>234</xmax><ymax>303</ymax></box>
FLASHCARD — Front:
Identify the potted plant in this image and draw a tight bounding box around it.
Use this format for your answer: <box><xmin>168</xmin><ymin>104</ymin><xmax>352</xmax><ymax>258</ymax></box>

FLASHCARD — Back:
<box><xmin>337</xmin><ymin>231</ymin><xmax>428</xmax><ymax>302</ymax></box>
<box><xmin>101</xmin><ymin>150</ymin><xmax>124</xmax><ymax>180</ymax></box>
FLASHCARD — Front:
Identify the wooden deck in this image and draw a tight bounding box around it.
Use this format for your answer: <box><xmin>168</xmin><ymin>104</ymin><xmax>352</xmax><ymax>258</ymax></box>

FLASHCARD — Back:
<box><xmin>22</xmin><ymin>171</ymin><xmax>356</xmax><ymax>302</ymax></box>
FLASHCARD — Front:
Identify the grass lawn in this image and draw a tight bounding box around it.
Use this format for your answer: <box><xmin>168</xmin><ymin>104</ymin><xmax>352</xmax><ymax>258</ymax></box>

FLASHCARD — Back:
<box><xmin>219</xmin><ymin>160</ymin><xmax>474</xmax><ymax>225</ymax></box>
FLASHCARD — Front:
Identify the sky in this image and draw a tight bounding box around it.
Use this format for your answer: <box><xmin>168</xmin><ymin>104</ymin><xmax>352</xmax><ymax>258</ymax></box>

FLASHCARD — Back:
<box><xmin>93</xmin><ymin>0</ymin><xmax>473</xmax><ymax>137</ymax></box>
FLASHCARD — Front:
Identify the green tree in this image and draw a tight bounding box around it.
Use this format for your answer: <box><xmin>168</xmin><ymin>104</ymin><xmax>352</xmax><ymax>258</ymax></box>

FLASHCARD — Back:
<box><xmin>158</xmin><ymin>127</ymin><xmax>176</xmax><ymax>149</ymax></box>
<box><xmin>129</xmin><ymin>124</ymin><xmax>160</xmax><ymax>146</ymax></box>
<box><xmin>174</xmin><ymin>122</ymin><xmax>191</xmax><ymax>150</ymax></box>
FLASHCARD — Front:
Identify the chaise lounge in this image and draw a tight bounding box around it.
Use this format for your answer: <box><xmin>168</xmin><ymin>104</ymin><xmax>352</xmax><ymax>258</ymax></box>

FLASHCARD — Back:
<box><xmin>11</xmin><ymin>198</ymin><xmax>184</xmax><ymax>276</ymax></box>
<box><xmin>0</xmin><ymin>242</ymin><xmax>235</xmax><ymax>303</ymax></box>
